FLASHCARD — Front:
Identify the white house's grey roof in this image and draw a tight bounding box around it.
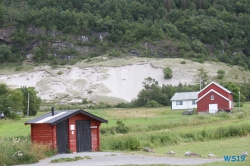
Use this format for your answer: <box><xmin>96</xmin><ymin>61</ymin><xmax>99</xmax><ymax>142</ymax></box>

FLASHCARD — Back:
<box><xmin>170</xmin><ymin>91</ymin><xmax>199</xmax><ymax>101</ymax></box>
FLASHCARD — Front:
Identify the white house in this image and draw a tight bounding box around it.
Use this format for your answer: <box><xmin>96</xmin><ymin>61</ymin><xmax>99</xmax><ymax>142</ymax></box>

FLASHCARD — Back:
<box><xmin>170</xmin><ymin>91</ymin><xmax>199</xmax><ymax>110</ymax></box>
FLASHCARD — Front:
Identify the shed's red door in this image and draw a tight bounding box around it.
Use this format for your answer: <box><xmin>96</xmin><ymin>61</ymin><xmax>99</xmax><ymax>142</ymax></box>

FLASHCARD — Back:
<box><xmin>76</xmin><ymin>120</ymin><xmax>91</xmax><ymax>152</ymax></box>
<box><xmin>56</xmin><ymin>120</ymin><xmax>69</xmax><ymax>153</ymax></box>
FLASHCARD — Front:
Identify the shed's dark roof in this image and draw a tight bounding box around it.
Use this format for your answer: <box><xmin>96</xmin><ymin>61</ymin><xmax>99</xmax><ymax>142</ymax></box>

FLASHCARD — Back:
<box><xmin>25</xmin><ymin>109</ymin><xmax>108</xmax><ymax>125</ymax></box>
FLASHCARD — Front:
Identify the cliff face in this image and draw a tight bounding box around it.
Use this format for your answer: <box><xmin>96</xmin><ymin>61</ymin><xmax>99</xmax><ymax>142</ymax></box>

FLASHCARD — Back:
<box><xmin>0</xmin><ymin>26</ymin><xmax>111</xmax><ymax>61</ymax></box>
<box><xmin>0</xmin><ymin>27</ymin><xmax>15</xmax><ymax>43</ymax></box>
<box><xmin>0</xmin><ymin>26</ymin><xmax>181</xmax><ymax>63</ymax></box>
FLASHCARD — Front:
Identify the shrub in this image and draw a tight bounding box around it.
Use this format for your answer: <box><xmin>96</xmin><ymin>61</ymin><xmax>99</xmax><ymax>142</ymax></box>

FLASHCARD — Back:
<box><xmin>89</xmin><ymin>51</ymin><xmax>99</xmax><ymax>58</ymax></box>
<box><xmin>124</xmin><ymin>137</ymin><xmax>141</xmax><ymax>150</ymax></box>
<box><xmin>0</xmin><ymin>137</ymin><xmax>56</xmax><ymax>166</ymax></box>
<box><xmin>180</xmin><ymin>60</ymin><xmax>186</xmax><ymax>64</ymax></box>
<box><xmin>8</xmin><ymin>112</ymin><xmax>21</xmax><ymax>120</ymax></box>
<box><xmin>101</xmin><ymin>120</ymin><xmax>129</xmax><ymax>135</ymax></box>
<box><xmin>163</xmin><ymin>67</ymin><xmax>173</xmax><ymax>79</ymax></box>
<box><xmin>100</xmin><ymin>126</ymin><xmax>116</xmax><ymax>135</ymax></box>
<box><xmin>116</xmin><ymin>102</ymin><xmax>135</xmax><ymax>108</ymax></box>
<box><xmin>109</xmin><ymin>136</ymin><xmax>141</xmax><ymax>151</ymax></box>
<box><xmin>116</xmin><ymin>120</ymin><xmax>129</xmax><ymax>134</ymax></box>
<box><xmin>15</xmin><ymin>66</ymin><xmax>23</xmax><ymax>71</ymax></box>
<box><xmin>57</xmin><ymin>71</ymin><xmax>63</xmax><ymax>75</ymax></box>
<box><xmin>146</xmin><ymin>100</ymin><xmax>159</xmax><ymax>108</ymax></box>
<box><xmin>217</xmin><ymin>74</ymin><xmax>224</xmax><ymax>79</ymax></box>
<box><xmin>217</xmin><ymin>69</ymin><xmax>225</xmax><ymax>74</ymax></box>
<box><xmin>201</xmin><ymin>130</ymin><xmax>207</xmax><ymax>138</ymax></box>
<box><xmin>109</xmin><ymin>49</ymin><xmax>120</xmax><ymax>57</ymax></box>
<box><xmin>82</xmin><ymin>98</ymin><xmax>88</xmax><ymax>104</ymax></box>
<box><xmin>234</xmin><ymin>103</ymin><xmax>243</xmax><ymax>107</ymax></box>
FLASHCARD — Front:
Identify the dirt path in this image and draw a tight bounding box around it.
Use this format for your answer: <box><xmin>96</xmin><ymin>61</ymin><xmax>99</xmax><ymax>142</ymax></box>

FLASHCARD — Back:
<box><xmin>17</xmin><ymin>152</ymin><xmax>222</xmax><ymax>166</ymax></box>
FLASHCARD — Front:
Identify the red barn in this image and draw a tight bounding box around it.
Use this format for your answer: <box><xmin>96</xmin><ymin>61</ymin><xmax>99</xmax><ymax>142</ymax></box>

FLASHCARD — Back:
<box><xmin>25</xmin><ymin>109</ymin><xmax>108</xmax><ymax>153</ymax></box>
<box><xmin>196</xmin><ymin>82</ymin><xmax>233</xmax><ymax>113</ymax></box>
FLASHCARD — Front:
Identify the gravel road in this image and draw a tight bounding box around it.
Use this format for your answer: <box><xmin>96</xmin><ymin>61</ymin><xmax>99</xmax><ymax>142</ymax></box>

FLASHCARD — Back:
<box><xmin>17</xmin><ymin>152</ymin><xmax>223</xmax><ymax>166</ymax></box>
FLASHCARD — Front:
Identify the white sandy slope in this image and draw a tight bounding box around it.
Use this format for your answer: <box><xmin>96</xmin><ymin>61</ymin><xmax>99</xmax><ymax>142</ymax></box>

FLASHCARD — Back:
<box><xmin>102</xmin><ymin>63</ymin><xmax>194</xmax><ymax>101</ymax></box>
<box><xmin>0</xmin><ymin>60</ymin><xmax>197</xmax><ymax>103</ymax></box>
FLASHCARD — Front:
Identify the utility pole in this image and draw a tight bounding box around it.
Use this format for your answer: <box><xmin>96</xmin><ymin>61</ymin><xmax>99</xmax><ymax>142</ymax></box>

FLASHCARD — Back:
<box><xmin>27</xmin><ymin>93</ymin><xmax>29</xmax><ymax>116</ymax></box>
<box><xmin>199</xmin><ymin>77</ymin><xmax>202</xmax><ymax>91</ymax></box>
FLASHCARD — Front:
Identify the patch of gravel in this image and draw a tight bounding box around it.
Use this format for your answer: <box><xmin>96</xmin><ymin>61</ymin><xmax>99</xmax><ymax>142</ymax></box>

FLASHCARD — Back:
<box><xmin>16</xmin><ymin>152</ymin><xmax>223</xmax><ymax>166</ymax></box>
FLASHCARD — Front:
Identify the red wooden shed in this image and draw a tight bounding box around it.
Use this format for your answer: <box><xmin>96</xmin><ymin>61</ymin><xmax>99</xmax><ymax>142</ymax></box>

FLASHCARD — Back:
<box><xmin>25</xmin><ymin>108</ymin><xmax>108</xmax><ymax>153</ymax></box>
<box><xmin>196</xmin><ymin>82</ymin><xmax>233</xmax><ymax>113</ymax></box>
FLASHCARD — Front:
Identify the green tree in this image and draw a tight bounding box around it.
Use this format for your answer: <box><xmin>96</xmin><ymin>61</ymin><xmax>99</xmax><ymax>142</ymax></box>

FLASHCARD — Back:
<box><xmin>7</xmin><ymin>89</ymin><xmax>24</xmax><ymax>112</ymax></box>
<box><xmin>0</xmin><ymin>84</ymin><xmax>24</xmax><ymax>117</ymax></box>
<box><xmin>11</xmin><ymin>26</ymin><xmax>33</xmax><ymax>48</ymax></box>
<box><xmin>34</xmin><ymin>44</ymin><xmax>48</xmax><ymax>63</ymax></box>
<box><xmin>224</xmin><ymin>82</ymin><xmax>246</xmax><ymax>102</ymax></box>
<box><xmin>195</xmin><ymin>68</ymin><xmax>209</xmax><ymax>89</ymax></box>
<box><xmin>0</xmin><ymin>84</ymin><xmax>11</xmax><ymax>116</ymax></box>
<box><xmin>163</xmin><ymin>67</ymin><xmax>173</xmax><ymax>79</ymax></box>
<box><xmin>20</xmin><ymin>87</ymin><xmax>41</xmax><ymax>116</ymax></box>
<box><xmin>0</xmin><ymin>44</ymin><xmax>12</xmax><ymax>63</ymax></box>
<box><xmin>134</xmin><ymin>77</ymin><xmax>169</xmax><ymax>107</ymax></box>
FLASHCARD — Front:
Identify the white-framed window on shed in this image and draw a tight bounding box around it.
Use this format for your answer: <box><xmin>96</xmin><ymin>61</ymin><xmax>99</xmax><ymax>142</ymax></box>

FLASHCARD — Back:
<box><xmin>176</xmin><ymin>101</ymin><xmax>183</xmax><ymax>105</ymax></box>
<box><xmin>192</xmin><ymin>100</ymin><xmax>196</xmax><ymax>105</ymax></box>
<box><xmin>211</xmin><ymin>95</ymin><xmax>214</xmax><ymax>100</ymax></box>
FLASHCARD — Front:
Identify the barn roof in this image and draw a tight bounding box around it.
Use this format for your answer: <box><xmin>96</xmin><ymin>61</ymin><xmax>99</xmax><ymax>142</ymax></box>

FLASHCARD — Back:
<box><xmin>25</xmin><ymin>109</ymin><xmax>108</xmax><ymax>125</ymax></box>
<box><xmin>199</xmin><ymin>81</ymin><xmax>232</xmax><ymax>94</ymax></box>
<box><xmin>170</xmin><ymin>91</ymin><xmax>199</xmax><ymax>101</ymax></box>
<box><xmin>196</xmin><ymin>89</ymin><xmax>230</xmax><ymax>103</ymax></box>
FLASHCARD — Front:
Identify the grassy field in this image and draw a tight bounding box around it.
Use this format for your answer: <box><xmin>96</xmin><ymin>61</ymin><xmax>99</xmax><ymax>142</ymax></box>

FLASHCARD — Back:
<box><xmin>94</xmin><ymin>106</ymin><xmax>250</xmax><ymax>166</ymax></box>
<box><xmin>0</xmin><ymin>106</ymin><xmax>250</xmax><ymax>165</ymax></box>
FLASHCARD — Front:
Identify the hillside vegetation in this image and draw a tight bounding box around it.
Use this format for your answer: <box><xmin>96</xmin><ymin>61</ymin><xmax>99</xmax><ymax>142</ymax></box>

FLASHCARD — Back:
<box><xmin>0</xmin><ymin>0</ymin><xmax>250</xmax><ymax>69</ymax></box>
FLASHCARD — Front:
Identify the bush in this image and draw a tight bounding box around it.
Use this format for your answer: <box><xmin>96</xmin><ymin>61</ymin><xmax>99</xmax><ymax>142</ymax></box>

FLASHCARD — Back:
<box><xmin>146</xmin><ymin>100</ymin><xmax>159</xmax><ymax>108</ymax></box>
<box><xmin>217</xmin><ymin>74</ymin><xmax>224</xmax><ymax>79</ymax></box>
<box><xmin>180</xmin><ymin>60</ymin><xmax>186</xmax><ymax>64</ymax></box>
<box><xmin>109</xmin><ymin>49</ymin><xmax>120</xmax><ymax>57</ymax></box>
<box><xmin>234</xmin><ymin>103</ymin><xmax>243</xmax><ymax>107</ymax></box>
<box><xmin>15</xmin><ymin>66</ymin><xmax>23</xmax><ymax>71</ymax></box>
<box><xmin>116</xmin><ymin>120</ymin><xmax>129</xmax><ymax>134</ymax></box>
<box><xmin>82</xmin><ymin>98</ymin><xmax>88</xmax><ymax>104</ymax></box>
<box><xmin>217</xmin><ymin>69</ymin><xmax>225</xmax><ymax>74</ymax></box>
<box><xmin>0</xmin><ymin>137</ymin><xmax>56</xmax><ymax>166</ymax></box>
<box><xmin>116</xmin><ymin>102</ymin><xmax>135</xmax><ymax>108</ymax></box>
<box><xmin>100</xmin><ymin>126</ymin><xmax>116</xmax><ymax>135</ymax></box>
<box><xmin>89</xmin><ymin>51</ymin><xmax>99</xmax><ymax>58</ymax></box>
<box><xmin>100</xmin><ymin>120</ymin><xmax>129</xmax><ymax>135</ymax></box>
<box><xmin>109</xmin><ymin>136</ymin><xmax>141</xmax><ymax>151</ymax></box>
<box><xmin>163</xmin><ymin>67</ymin><xmax>173</xmax><ymax>79</ymax></box>
<box><xmin>8</xmin><ymin>112</ymin><xmax>21</xmax><ymax>120</ymax></box>
<box><xmin>57</xmin><ymin>71</ymin><xmax>63</xmax><ymax>75</ymax></box>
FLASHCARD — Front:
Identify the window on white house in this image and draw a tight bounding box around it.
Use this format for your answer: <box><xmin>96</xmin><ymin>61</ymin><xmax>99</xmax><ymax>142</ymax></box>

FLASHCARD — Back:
<box><xmin>211</xmin><ymin>95</ymin><xmax>214</xmax><ymax>100</ymax></box>
<box><xmin>176</xmin><ymin>101</ymin><xmax>183</xmax><ymax>105</ymax></box>
<box><xmin>192</xmin><ymin>100</ymin><xmax>196</xmax><ymax>105</ymax></box>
